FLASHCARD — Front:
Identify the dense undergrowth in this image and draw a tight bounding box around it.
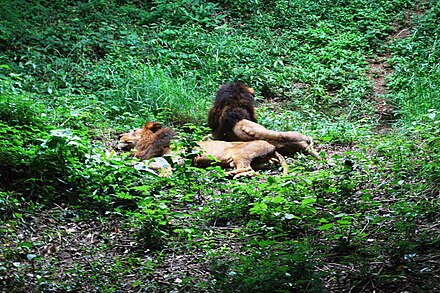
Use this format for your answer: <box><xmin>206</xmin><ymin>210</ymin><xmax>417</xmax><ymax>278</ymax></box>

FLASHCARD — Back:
<box><xmin>0</xmin><ymin>0</ymin><xmax>439</xmax><ymax>291</ymax></box>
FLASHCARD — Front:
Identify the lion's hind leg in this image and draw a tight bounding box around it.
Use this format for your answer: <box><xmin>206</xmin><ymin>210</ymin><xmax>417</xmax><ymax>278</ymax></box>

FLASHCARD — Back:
<box><xmin>272</xmin><ymin>151</ymin><xmax>289</xmax><ymax>175</ymax></box>
<box><xmin>226</xmin><ymin>154</ymin><xmax>255</xmax><ymax>178</ymax></box>
<box><xmin>226</xmin><ymin>168</ymin><xmax>256</xmax><ymax>179</ymax></box>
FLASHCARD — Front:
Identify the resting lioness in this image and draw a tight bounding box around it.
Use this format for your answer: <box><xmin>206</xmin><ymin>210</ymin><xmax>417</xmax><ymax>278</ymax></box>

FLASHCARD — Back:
<box><xmin>194</xmin><ymin>140</ymin><xmax>288</xmax><ymax>178</ymax></box>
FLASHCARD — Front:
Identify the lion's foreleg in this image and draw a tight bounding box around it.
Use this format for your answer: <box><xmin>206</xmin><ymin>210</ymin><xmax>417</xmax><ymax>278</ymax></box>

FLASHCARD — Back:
<box><xmin>234</xmin><ymin>119</ymin><xmax>281</xmax><ymax>141</ymax></box>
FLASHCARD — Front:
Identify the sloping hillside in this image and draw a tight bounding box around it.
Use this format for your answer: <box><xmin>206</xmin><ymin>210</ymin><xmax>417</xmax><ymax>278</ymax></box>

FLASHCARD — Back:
<box><xmin>0</xmin><ymin>0</ymin><xmax>439</xmax><ymax>291</ymax></box>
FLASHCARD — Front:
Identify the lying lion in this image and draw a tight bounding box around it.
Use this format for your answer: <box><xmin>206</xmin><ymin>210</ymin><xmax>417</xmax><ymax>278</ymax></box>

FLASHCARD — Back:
<box><xmin>208</xmin><ymin>82</ymin><xmax>322</xmax><ymax>160</ymax></box>
<box><xmin>194</xmin><ymin>140</ymin><xmax>288</xmax><ymax>178</ymax></box>
<box><xmin>118</xmin><ymin>122</ymin><xmax>288</xmax><ymax>178</ymax></box>
<box><xmin>118</xmin><ymin>121</ymin><xmax>175</xmax><ymax>160</ymax></box>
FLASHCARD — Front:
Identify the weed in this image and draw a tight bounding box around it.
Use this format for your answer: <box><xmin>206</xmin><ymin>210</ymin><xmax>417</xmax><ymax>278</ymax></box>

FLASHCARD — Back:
<box><xmin>1</xmin><ymin>0</ymin><xmax>439</xmax><ymax>291</ymax></box>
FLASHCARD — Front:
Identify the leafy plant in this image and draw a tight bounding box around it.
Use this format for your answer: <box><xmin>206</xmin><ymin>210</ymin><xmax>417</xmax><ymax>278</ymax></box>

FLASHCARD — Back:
<box><xmin>210</xmin><ymin>241</ymin><xmax>324</xmax><ymax>292</ymax></box>
<box><xmin>1</xmin><ymin>0</ymin><xmax>439</xmax><ymax>291</ymax></box>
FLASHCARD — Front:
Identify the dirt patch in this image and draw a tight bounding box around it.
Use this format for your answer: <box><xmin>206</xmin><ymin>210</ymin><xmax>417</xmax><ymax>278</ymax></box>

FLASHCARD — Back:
<box><xmin>367</xmin><ymin>7</ymin><xmax>426</xmax><ymax>128</ymax></box>
<box><xmin>368</xmin><ymin>55</ymin><xmax>391</xmax><ymax>97</ymax></box>
<box><xmin>367</xmin><ymin>55</ymin><xmax>396</xmax><ymax>122</ymax></box>
<box><xmin>0</xmin><ymin>205</ymin><xmax>154</xmax><ymax>291</ymax></box>
<box><xmin>324</xmin><ymin>142</ymin><xmax>356</xmax><ymax>158</ymax></box>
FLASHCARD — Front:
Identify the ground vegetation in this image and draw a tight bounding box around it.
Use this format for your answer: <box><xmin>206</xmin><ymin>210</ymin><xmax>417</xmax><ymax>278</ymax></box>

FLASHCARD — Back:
<box><xmin>0</xmin><ymin>0</ymin><xmax>439</xmax><ymax>291</ymax></box>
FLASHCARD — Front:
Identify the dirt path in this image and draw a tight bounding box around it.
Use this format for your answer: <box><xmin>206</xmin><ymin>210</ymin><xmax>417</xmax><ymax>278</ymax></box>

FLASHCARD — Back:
<box><xmin>368</xmin><ymin>7</ymin><xmax>425</xmax><ymax>129</ymax></box>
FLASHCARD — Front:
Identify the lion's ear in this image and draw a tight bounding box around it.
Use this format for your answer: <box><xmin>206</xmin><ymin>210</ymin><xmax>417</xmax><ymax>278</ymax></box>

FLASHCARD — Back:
<box><xmin>246</xmin><ymin>86</ymin><xmax>254</xmax><ymax>95</ymax></box>
<box><xmin>145</xmin><ymin>122</ymin><xmax>162</xmax><ymax>133</ymax></box>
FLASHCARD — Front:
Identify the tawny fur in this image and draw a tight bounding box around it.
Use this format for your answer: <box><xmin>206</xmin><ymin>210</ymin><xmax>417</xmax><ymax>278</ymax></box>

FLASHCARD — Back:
<box><xmin>207</xmin><ymin>82</ymin><xmax>322</xmax><ymax>160</ymax></box>
<box><xmin>194</xmin><ymin>140</ymin><xmax>288</xmax><ymax>178</ymax></box>
<box><xmin>117</xmin><ymin>128</ymin><xmax>143</xmax><ymax>150</ymax></box>
<box><xmin>117</xmin><ymin>122</ymin><xmax>175</xmax><ymax>160</ymax></box>
<box><xmin>134</xmin><ymin>122</ymin><xmax>176</xmax><ymax>160</ymax></box>
<box><xmin>231</xmin><ymin>119</ymin><xmax>321</xmax><ymax>160</ymax></box>
<box><xmin>118</xmin><ymin>122</ymin><xmax>288</xmax><ymax>178</ymax></box>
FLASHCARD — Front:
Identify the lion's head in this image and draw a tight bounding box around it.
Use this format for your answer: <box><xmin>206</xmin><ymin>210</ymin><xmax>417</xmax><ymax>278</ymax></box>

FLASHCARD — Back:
<box><xmin>135</xmin><ymin>122</ymin><xmax>175</xmax><ymax>160</ymax></box>
<box><xmin>208</xmin><ymin>81</ymin><xmax>257</xmax><ymax>140</ymax></box>
<box><xmin>118</xmin><ymin>122</ymin><xmax>175</xmax><ymax>161</ymax></box>
<box><xmin>117</xmin><ymin>128</ymin><xmax>143</xmax><ymax>150</ymax></box>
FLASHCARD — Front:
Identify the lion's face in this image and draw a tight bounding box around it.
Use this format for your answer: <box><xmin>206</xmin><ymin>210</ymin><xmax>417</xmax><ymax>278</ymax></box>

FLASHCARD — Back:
<box><xmin>117</xmin><ymin>128</ymin><xmax>142</xmax><ymax>150</ymax></box>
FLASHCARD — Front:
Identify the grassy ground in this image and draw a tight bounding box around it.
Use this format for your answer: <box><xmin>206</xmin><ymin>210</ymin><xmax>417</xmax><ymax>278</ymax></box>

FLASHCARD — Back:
<box><xmin>0</xmin><ymin>0</ymin><xmax>439</xmax><ymax>291</ymax></box>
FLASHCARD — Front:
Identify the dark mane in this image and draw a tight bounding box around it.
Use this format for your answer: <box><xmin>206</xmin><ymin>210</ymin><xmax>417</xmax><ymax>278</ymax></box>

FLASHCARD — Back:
<box><xmin>207</xmin><ymin>82</ymin><xmax>257</xmax><ymax>140</ymax></box>
<box><xmin>134</xmin><ymin>122</ymin><xmax>175</xmax><ymax>160</ymax></box>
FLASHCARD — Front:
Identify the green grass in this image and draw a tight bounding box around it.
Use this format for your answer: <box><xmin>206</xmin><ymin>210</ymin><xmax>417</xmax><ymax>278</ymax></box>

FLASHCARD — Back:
<box><xmin>1</xmin><ymin>0</ymin><xmax>439</xmax><ymax>291</ymax></box>
<box><xmin>388</xmin><ymin>0</ymin><xmax>440</xmax><ymax>120</ymax></box>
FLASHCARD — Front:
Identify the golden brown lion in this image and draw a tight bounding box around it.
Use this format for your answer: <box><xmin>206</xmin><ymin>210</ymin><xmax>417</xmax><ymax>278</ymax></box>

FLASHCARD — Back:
<box><xmin>194</xmin><ymin>140</ymin><xmax>288</xmax><ymax>178</ymax></box>
<box><xmin>118</xmin><ymin>121</ymin><xmax>175</xmax><ymax>160</ymax></box>
<box><xmin>118</xmin><ymin>122</ymin><xmax>288</xmax><ymax>178</ymax></box>
<box><xmin>134</xmin><ymin>121</ymin><xmax>176</xmax><ymax>160</ymax></box>
<box><xmin>207</xmin><ymin>82</ymin><xmax>322</xmax><ymax>160</ymax></box>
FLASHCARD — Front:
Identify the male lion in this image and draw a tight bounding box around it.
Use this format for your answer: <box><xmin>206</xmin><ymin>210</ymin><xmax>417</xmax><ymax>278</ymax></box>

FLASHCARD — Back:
<box><xmin>118</xmin><ymin>121</ymin><xmax>175</xmax><ymax>160</ymax></box>
<box><xmin>118</xmin><ymin>122</ymin><xmax>288</xmax><ymax>178</ymax></box>
<box><xmin>208</xmin><ymin>81</ymin><xmax>257</xmax><ymax>140</ymax></box>
<box><xmin>207</xmin><ymin>82</ymin><xmax>322</xmax><ymax>160</ymax></box>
